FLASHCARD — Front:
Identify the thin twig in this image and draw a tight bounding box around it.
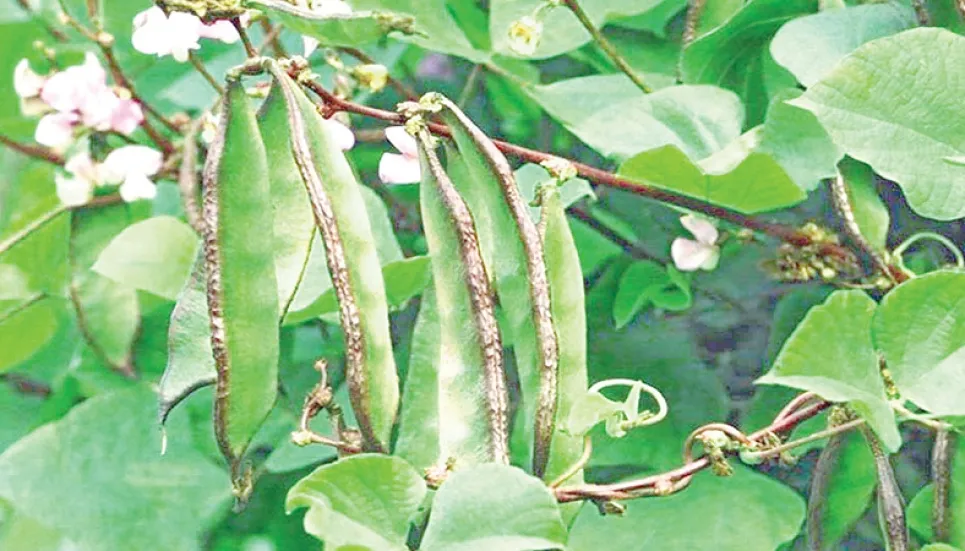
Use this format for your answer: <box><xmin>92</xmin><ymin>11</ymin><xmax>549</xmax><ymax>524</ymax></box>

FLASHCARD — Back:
<box><xmin>554</xmin><ymin>399</ymin><xmax>831</xmax><ymax>502</ymax></box>
<box><xmin>549</xmin><ymin>436</ymin><xmax>592</xmax><ymax>488</ymax></box>
<box><xmin>190</xmin><ymin>53</ymin><xmax>225</xmax><ymax>94</ymax></box>
<box><xmin>741</xmin><ymin>418</ymin><xmax>865</xmax><ymax>462</ymax></box>
<box><xmin>257</xmin><ymin>19</ymin><xmax>287</xmax><ymax>57</ymax></box>
<box><xmin>828</xmin><ymin>173</ymin><xmax>901</xmax><ymax>283</ymax></box>
<box><xmin>457</xmin><ymin>64</ymin><xmax>483</xmax><ymax>108</ymax></box>
<box><xmin>0</xmin><ymin>135</ymin><xmax>65</xmax><ymax>166</ymax></box>
<box><xmin>0</xmin><ymin>293</ymin><xmax>47</xmax><ymax>326</ymax></box>
<box><xmin>1</xmin><ymin>373</ymin><xmax>52</xmax><ymax>397</ymax></box>
<box><xmin>0</xmin><ymin>206</ymin><xmax>67</xmax><ymax>257</ymax></box>
<box><xmin>560</xmin><ymin>0</ymin><xmax>652</xmax><ymax>94</ymax></box>
<box><xmin>233</xmin><ymin>18</ymin><xmax>257</xmax><ymax>57</ymax></box>
<box><xmin>15</xmin><ymin>0</ymin><xmax>68</xmax><ymax>40</ymax></box>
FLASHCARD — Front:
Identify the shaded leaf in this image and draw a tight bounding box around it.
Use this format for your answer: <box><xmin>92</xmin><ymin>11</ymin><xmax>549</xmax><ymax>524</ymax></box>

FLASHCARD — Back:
<box><xmin>246</xmin><ymin>0</ymin><xmax>417</xmax><ymax>48</ymax></box>
<box><xmin>0</xmin><ymin>385</ymin><xmax>229</xmax><ymax>551</ymax></box>
<box><xmin>839</xmin><ymin>157</ymin><xmax>889</xmax><ymax>250</ymax></box>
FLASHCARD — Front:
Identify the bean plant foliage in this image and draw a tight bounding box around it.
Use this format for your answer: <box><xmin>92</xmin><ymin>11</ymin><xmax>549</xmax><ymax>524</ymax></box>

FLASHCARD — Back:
<box><xmin>2</xmin><ymin>0</ymin><xmax>965</xmax><ymax>549</ymax></box>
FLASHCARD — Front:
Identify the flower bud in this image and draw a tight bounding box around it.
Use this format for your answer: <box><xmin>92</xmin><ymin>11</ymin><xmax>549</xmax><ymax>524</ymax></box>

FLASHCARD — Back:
<box><xmin>508</xmin><ymin>15</ymin><xmax>542</xmax><ymax>56</ymax></box>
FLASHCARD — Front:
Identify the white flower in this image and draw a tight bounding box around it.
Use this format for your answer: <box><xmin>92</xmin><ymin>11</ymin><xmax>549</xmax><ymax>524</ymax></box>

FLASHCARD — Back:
<box><xmin>55</xmin><ymin>151</ymin><xmax>102</xmax><ymax>207</ymax></box>
<box><xmin>300</xmin><ymin>0</ymin><xmax>352</xmax><ymax>57</ymax></box>
<box><xmin>14</xmin><ymin>59</ymin><xmax>45</xmax><ymax>98</ymax></box>
<box><xmin>378</xmin><ymin>126</ymin><xmax>420</xmax><ymax>184</ymax></box>
<box><xmin>508</xmin><ymin>15</ymin><xmax>542</xmax><ymax>56</ymax></box>
<box><xmin>670</xmin><ymin>214</ymin><xmax>720</xmax><ymax>272</ymax></box>
<box><xmin>132</xmin><ymin>7</ymin><xmax>239</xmax><ymax>62</ymax></box>
<box><xmin>102</xmin><ymin>145</ymin><xmax>163</xmax><ymax>202</ymax></box>
<box><xmin>35</xmin><ymin>112</ymin><xmax>78</xmax><ymax>148</ymax></box>
<box><xmin>325</xmin><ymin>118</ymin><xmax>355</xmax><ymax>151</ymax></box>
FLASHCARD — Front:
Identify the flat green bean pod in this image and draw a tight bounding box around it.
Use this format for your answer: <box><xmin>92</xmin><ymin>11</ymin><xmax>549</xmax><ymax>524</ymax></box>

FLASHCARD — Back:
<box><xmin>201</xmin><ymin>78</ymin><xmax>280</xmax><ymax>483</ymax></box>
<box><xmin>266</xmin><ymin>63</ymin><xmax>398</xmax><ymax>451</ymax></box>
<box><xmin>537</xmin><ymin>182</ymin><xmax>588</xmax><ymax>486</ymax></box>
<box><xmin>431</xmin><ymin>94</ymin><xmax>558</xmax><ymax>476</ymax></box>
<box><xmin>414</xmin><ymin>126</ymin><xmax>509</xmax><ymax>465</ymax></box>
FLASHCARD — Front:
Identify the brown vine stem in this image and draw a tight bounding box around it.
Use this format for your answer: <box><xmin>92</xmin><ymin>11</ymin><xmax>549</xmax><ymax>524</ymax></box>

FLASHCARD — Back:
<box><xmin>190</xmin><ymin>53</ymin><xmax>225</xmax><ymax>94</ymax></box>
<box><xmin>554</xmin><ymin>399</ymin><xmax>831</xmax><ymax>502</ymax></box>
<box><xmin>297</xmin><ymin>78</ymin><xmax>837</xmax><ymax>251</ymax></box>
<box><xmin>559</xmin><ymin>0</ymin><xmax>652</xmax><ymax>94</ymax></box>
<box><xmin>0</xmin><ymin>135</ymin><xmax>65</xmax><ymax>166</ymax></box>
<box><xmin>233</xmin><ymin>18</ymin><xmax>257</xmax><ymax>58</ymax></box>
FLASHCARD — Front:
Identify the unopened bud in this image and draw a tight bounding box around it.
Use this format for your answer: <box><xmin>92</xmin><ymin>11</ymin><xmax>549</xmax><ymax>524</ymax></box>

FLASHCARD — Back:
<box><xmin>353</xmin><ymin>63</ymin><xmax>389</xmax><ymax>92</ymax></box>
<box><xmin>540</xmin><ymin>156</ymin><xmax>577</xmax><ymax>181</ymax></box>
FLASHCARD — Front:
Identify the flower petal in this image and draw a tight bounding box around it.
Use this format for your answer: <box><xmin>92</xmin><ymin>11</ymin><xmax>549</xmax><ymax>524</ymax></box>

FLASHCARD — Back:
<box><xmin>198</xmin><ymin>20</ymin><xmax>240</xmax><ymax>43</ymax></box>
<box><xmin>384</xmin><ymin>126</ymin><xmax>418</xmax><ymax>158</ymax></box>
<box><xmin>119</xmin><ymin>173</ymin><xmax>158</xmax><ymax>202</ymax></box>
<box><xmin>132</xmin><ymin>8</ymin><xmax>202</xmax><ymax>61</ymax></box>
<box><xmin>102</xmin><ymin>145</ymin><xmax>164</xmax><ymax>184</ymax></box>
<box><xmin>302</xmin><ymin>35</ymin><xmax>319</xmax><ymax>57</ymax></box>
<box><xmin>110</xmin><ymin>99</ymin><xmax>144</xmax><ymax>135</ymax></box>
<box><xmin>671</xmin><ymin>238</ymin><xmax>715</xmax><ymax>272</ymax></box>
<box><xmin>324</xmin><ymin>118</ymin><xmax>355</xmax><ymax>151</ymax></box>
<box><xmin>55</xmin><ymin>174</ymin><xmax>94</xmax><ymax>207</ymax></box>
<box><xmin>378</xmin><ymin>152</ymin><xmax>421</xmax><ymax>184</ymax></box>
<box><xmin>64</xmin><ymin>151</ymin><xmax>102</xmax><ymax>185</ymax></box>
<box><xmin>34</xmin><ymin>113</ymin><xmax>77</xmax><ymax>148</ymax></box>
<box><xmin>680</xmin><ymin>214</ymin><xmax>719</xmax><ymax>245</ymax></box>
<box><xmin>14</xmin><ymin>59</ymin><xmax>45</xmax><ymax>98</ymax></box>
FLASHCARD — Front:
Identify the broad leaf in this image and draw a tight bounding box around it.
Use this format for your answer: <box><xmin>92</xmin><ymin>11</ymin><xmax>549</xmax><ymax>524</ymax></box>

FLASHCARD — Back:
<box><xmin>531</xmin><ymin>80</ymin><xmax>743</xmax><ymax>160</ymax></box>
<box><xmin>490</xmin><ymin>0</ymin><xmax>669</xmax><ymax>59</ymax></box>
<box><xmin>680</xmin><ymin>0</ymin><xmax>816</xmax><ymax>123</ymax></box>
<box><xmin>613</xmin><ymin>260</ymin><xmax>691</xmax><ymax>328</ymax></box>
<box><xmin>246</xmin><ymin>0</ymin><xmax>418</xmax><ymax>48</ymax></box>
<box><xmin>352</xmin><ymin>0</ymin><xmax>486</xmax><ymax>61</ymax></box>
<box><xmin>286</xmin><ymin>454</ymin><xmax>426</xmax><ymax>550</ymax></box>
<box><xmin>0</xmin><ymin>297</ymin><xmax>61</xmax><ymax>373</ymax></box>
<box><xmin>568</xmin><ymin>466</ymin><xmax>805</xmax><ymax>550</ymax></box>
<box><xmin>619</xmin><ymin>143</ymin><xmax>806</xmax><ymax>214</ymax></box>
<box><xmin>873</xmin><ymin>271</ymin><xmax>965</xmax><ymax>416</ymax></box>
<box><xmin>419</xmin><ymin>464</ymin><xmax>567</xmax><ymax>551</ymax></box>
<box><xmin>791</xmin><ymin>28</ymin><xmax>965</xmax><ymax>220</ymax></box>
<box><xmin>757</xmin><ymin>290</ymin><xmax>900</xmax><ymax>451</ymax></box>
<box><xmin>0</xmin><ymin>385</ymin><xmax>229</xmax><ymax>550</ymax></box>
<box><xmin>770</xmin><ymin>3</ymin><xmax>917</xmax><ymax>87</ymax></box>
<box><xmin>91</xmin><ymin>216</ymin><xmax>199</xmax><ymax>301</ymax></box>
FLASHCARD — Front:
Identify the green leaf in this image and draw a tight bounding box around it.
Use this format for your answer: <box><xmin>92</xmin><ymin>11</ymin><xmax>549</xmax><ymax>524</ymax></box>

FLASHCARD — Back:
<box><xmin>91</xmin><ymin>216</ymin><xmax>199</xmax><ymax>301</ymax></box>
<box><xmin>490</xmin><ymin>0</ymin><xmax>673</xmax><ymax>59</ymax></box>
<box><xmin>352</xmin><ymin>0</ymin><xmax>486</xmax><ymax>61</ymax></box>
<box><xmin>807</xmin><ymin>431</ymin><xmax>877</xmax><ymax>550</ymax></box>
<box><xmin>613</xmin><ymin>261</ymin><xmax>693</xmax><ymax>328</ymax></box>
<box><xmin>757</xmin><ymin>290</ymin><xmax>900</xmax><ymax>451</ymax></box>
<box><xmin>419</xmin><ymin>464</ymin><xmax>567</xmax><ymax>551</ymax></box>
<box><xmin>611</xmin><ymin>0</ymin><xmax>687</xmax><ymax>37</ymax></box>
<box><xmin>286</xmin><ymin>454</ymin><xmax>426</xmax><ymax>550</ymax></box>
<box><xmin>563</xmin><ymin>390</ymin><xmax>624</xmax><ymax>437</ymax></box>
<box><xmin>0</xmin><ymin>385</ymin><xmax>229</xmax><ymax>550</ymax></box>
<box><xmin>567</xmin><ymin>466</ymin><xmax>805</xmax><ymax>550</ymax></box>
<box><xmin>73</xmin><ymin>273</ymin><xmax>140</xmax><ymax>370</ymax></box>
<box><xmin>921</xmin><ymin>545</ymin><xmax>964</xmax><ymax>551</ymax></box>
<box><xmin>839</xmin><ymin>157</ymin><xmax>889</xmax><ymax>250</ymax></box>
<box><xmin>619</xmin><ymin>143</ymin><xmax>806</xmax><ymax>213</ymax></box>
<box><xmin>680</xmin><ymin>0</ymin><xmax>817</xmax><ymax>123</ymax></box>
<box><xmin>514</xmin><ymin>163</ymin><xmax>594</xmax><ymax>223</ymax></box>
<box><xmin>873</xmin><ymin>271</ymin><xmax>965</xmax><ymax>416</ymax></box>
<box><xmin>791</xmin><ymin>28</ymin><xmax>965</xmax><ymax>220</ymax></box>
<box><xmin>756</xmin><ymin>88</ymin><xmax>843</xmax><ymax>192</ymax></box>
<box><xmin>531</xmin><ymin>80</ymin><xmax>743</xmax><ymax>160</ymax></box>
<box><xmin>202</xmin><ymin>79</ymin><xmax>280</xmax><ymax>464</ymax></box>
<box><xmin>159</xmin><ymin>257</ymin><xmax>215</xmax><ymax>424</ymax></box>
<box><xmin>907</xmin><ymin>434</ymin><xmax>965</xmax><ymax>547</ymax></box>
<box><xmin>245</xmin><ymin>0</ymin><xmax>418</xmax><ymax>48</ymax></box>
<box><xmin>770</xmin><ymin>3</ymin><xmax>916</xmax><ymax>87</ymax></box>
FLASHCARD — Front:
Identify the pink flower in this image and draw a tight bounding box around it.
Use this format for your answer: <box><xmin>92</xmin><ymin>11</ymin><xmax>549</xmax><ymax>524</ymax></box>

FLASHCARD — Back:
<box><xmin>378</xmin><ymin>126</ymin><xmax>420</xmax><ymax>184</ymax></box>
<box><xmin>31</xmin><ymin>53</ymin><xmax>144</xmax><ymax>147</ymax></box>
<box><xmin>102</xmin><ymin>145</ymin><xmax>164</xmax><ymax>202</ymax></box>
<box><xmin>132</xmin><ymin>7</ymin><xmax>239</xmax><ymax>62</ymax></box>
<box><xmin>301</xmin><ymin>0</ymin><xmax>353</xmax><ymax>57</ymax></box>
<box><xmin>670</xmin><ymin>214</ymin><xmax>720</xmax><ymax>272</ymax></box>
